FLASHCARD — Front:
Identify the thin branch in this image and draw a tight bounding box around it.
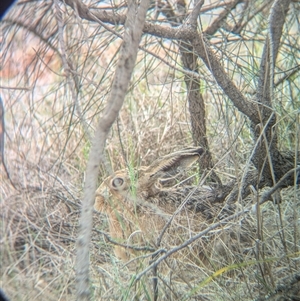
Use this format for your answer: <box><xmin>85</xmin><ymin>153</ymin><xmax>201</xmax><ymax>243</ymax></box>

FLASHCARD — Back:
<box><xmin>0</xmin><ymin>96</ymin><xmax>18</xmax><ymax>190</ymax></box>
<box><xmin>61</xmin><ymin>0</ymin><xmax>189</xmax><ymax>40</ymax></box>
<box><xmin>3</xmin><ymin>19</ymin><xmax>59</xmax><ymax>54</ymax></box>
<box><xmin>75</xmin><ymin>0</ymin><xmax>151</xmax><ymax>299</ymax></box>
<box><xmin>275</xmin><ymin>64</ymin><xmax>300</xmax><ymax>87</ymax></box>
<box><xmin>268</xmin><ymin>0</ymin><xmax>292</xmax><ymax>66</ymax></box>
<box><xmin>237</xmin><ymin>1</ymin><xmax>273</xmax><ymax>34</ymax></box>
<box><xmin>191</xmin><ymin>33</ymin><xmax>259</xmax><ymax>123</ymax></box>
<box><xmin>156</xmin><ymin>185</ymin><xmax>200</xmax><ymax>246</ymax></box>
<box><xmin>54</xmin><ymin>0</ymin><xmax>92</xmax><ymax>141</ymax></box>
<box><xmin>94</xmin><ymin>229</ymin><xmax>156</xmax><ymax>253</ymax></box>
<box><xmin>134</xmin><ymin>207</ymin><xmax>251</xmax><ymax>282</ymax></box>
<box><xmin>186</xmin><ymin>0</ymin><xmax>204</xmax><ymax>27</ymax></box>
<box><xmin>259</xmin><ymin>166</ymin><xmax>300</xmax><ymax>204</ymax></box>
<box><xmin>256</xmin><ymin>0</ymin><xmax>291</xmax><ymax>112</ymax></box>
<box><xmin>204</xmin><ymin>0</ymin><xmax>242</xmax><ymax>36</ymax></box>
<box><xmin>84</xmin><ymin>2</ymin><xmax>207</xmax><ymax>86</ymax></box>
<box><xmin>134</xmin><ymin>165</ymin><xmax>300</xmax><ymax>282</ymax></box>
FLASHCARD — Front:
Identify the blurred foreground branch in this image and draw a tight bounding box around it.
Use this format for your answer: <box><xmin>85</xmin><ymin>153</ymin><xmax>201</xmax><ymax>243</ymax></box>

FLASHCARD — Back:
<box><xmin>74</xmin><ymin>0</ymin><xmax>151</xmax><ymax>300</ymax></box>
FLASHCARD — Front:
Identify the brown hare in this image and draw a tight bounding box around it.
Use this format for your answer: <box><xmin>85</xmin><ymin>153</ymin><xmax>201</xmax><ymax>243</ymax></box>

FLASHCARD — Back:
<box><xmin>94</xmin><ymin>147</ymin><xmax>237</xmax><ymax>262</ymax></box>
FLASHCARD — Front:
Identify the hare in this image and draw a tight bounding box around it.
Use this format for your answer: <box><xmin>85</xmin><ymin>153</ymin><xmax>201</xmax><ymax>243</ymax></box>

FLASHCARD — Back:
<box><xmin>94</xmin><ymin>147</ymin><xmax>237</xmax><ymax>262</ymax></box>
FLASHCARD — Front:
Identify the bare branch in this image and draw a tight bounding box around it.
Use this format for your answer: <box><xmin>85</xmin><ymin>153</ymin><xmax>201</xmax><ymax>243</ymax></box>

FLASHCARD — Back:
<box><xmin>62</xmin><ymin>0</ymin><xmax>260</xmax><ymax>135</ymax></box>
<box><xmin>191</xmin><ymin>34</ymin><xmax>259</xmax><ymax>123</ymax></box>
<box><xmin>134</xmin><ymin>162</ymin><xmax>299</xmax><ymax>282</ymax></box>
<box><xmin>186</xmin><ymin>0</ymin><xmax>204</xmax><ymax>27</ymax></box>
<box><xmin>54</xmin><ymin>0</ymin><xmax>92</xmax><ymax>141</ymax></box>
<box><xmin>61</xmin><ymin>0</ymin><xmax>189</xmax><ymax>40</ymax></box>
<box><xmin>94</xmin><ymin>229</ymin><xmax>156</xmax><ymax>252</ymax></box>
<box><xmin>275</xmin><ymin>64</ymin><xmax>300</xmax><ymax>87</ymax></box>
<box><xmin>269</xmin><ymin>0</ymin><xmax>292</xmax><ymax>66</ymax></box>
<box><xmin>3</xmin><ymin>18</ymin><xmax>59</xmax><ymax>54</ymax></box>
<box><xmin>75</xmin><ymin>0</ymin><xmax>151</xmax><ymax>299</ymax></box>
<box><xmin>0</xmin><ymin>96</ymin><xmax>17</xmax><ymax>190</ymax></box>
<box><xmin>256</xmin><ymin>0</ymin><xmax>291</xmax><ymax>112</ymax></box>
<box><xmin>250</xmin><ymin>0</ymin><xmax>292</xmax><ymax>182</ymax></box>
<box><xmin>205</xmin><ymin>0</ymin><xmax>242</xmax><ymax>36</ymax></box>
<box><xmin>134</xmin><ymin>206</ymin><xmax>251</xmax><ymax>282</ymax></box>
<box><xmin>259</xmin><ymin>166</ymin><xmax>300</xmax><ymax>204</ymax></box>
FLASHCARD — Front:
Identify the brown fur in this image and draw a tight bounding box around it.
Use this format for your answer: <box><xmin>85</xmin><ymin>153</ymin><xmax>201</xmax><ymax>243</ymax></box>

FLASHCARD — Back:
<box><xmin>94</xmin><ymin>147</ymin><xmax>231</xmax><ymax>261</ymax></box>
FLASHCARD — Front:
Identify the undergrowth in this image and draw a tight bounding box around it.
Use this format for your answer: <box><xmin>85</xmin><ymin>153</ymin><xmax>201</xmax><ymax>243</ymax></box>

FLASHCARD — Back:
<box><xmin>1</xmin><ymin>1</ymin><xmax>299</xmax><ymax>300</ymax></box>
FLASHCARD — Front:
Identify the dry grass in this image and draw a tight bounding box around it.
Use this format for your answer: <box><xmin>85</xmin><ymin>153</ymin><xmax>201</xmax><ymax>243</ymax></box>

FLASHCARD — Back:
<box><xmin>91</xmin><ymin>186</ymin><xmax>300</xmax><ymax>300</ymax></box>
<box><xmin>1</xmin><ymin>1</ymin><xmax>300</xmax><ymax>300</ymax></box>
<box><xmin>1</xmin><ymin>87</ymin><xmax>299</xmax><ymax>300</ymax></box>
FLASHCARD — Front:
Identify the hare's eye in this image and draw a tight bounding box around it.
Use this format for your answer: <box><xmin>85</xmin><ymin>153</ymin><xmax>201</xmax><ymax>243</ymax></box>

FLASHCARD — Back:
<box><xmin>112</xmin><ymin>177</ymin><xmax>124</xmax><ymax>188</ymax></box>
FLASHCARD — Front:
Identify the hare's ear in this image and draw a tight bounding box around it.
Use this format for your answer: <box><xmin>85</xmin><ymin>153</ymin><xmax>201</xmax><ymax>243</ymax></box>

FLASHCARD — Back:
<box><xmin>144</xmin><ymin>147</ymin><xmax>204</xmax><ymax>181</ymax></box>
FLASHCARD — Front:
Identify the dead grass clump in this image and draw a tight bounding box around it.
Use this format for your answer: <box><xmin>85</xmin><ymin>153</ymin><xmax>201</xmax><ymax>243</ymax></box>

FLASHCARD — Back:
<box><xmin>91</xmin><ymin>184</ymin><xmax>300</xmax><ymax>300</ymax></box>
<box><xmin>1</xmin><ymin>186</ymin><xmax>79</xmax><ymax>299</ymax></box>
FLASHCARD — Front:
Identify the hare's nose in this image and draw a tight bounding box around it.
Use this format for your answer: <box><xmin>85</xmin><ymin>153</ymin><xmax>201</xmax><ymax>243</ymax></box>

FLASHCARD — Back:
<box><xmin>100</xmin><ymin>186</ymin><xmax>110</xmax><ymax>199</ymax></box>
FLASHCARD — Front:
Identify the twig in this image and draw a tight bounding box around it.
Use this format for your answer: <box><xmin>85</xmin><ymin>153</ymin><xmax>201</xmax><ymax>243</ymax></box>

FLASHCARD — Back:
<box><xmin>205</xmin><ymin>0</ymin><xmax>242</xmax><ymax>36</ymax></box>
<box><xmin>94</xmin><ymin>228</ymin><xmax>156</xmax><ymax>253</ymax></box>
<box><xmin>156</xmin><ymin>185</ymin><xmax>200</xmax><ymax>246</ymax></box>
<box><xmin>134</xmin><ymin>165</ymin><xmax>300</xmax><ymax>282</ymax></box>
<box><xmin>54</xmin><ymin>0</ymin><xmax>92</xmax><ymax>142</ymax></box>
<box><xmin>0</xmin><ymin>96</ymin><xmax>18</xmax><ymax>190</ymax></box>
<box><xmin>134</xmin><ymin>207</ymin><xmax>250</xmax><ymax>282</ymax></box>
<box><xmin>259</xmin><ymin>166</ymin><xmax>300</xmax><ymax>205</ymax></box>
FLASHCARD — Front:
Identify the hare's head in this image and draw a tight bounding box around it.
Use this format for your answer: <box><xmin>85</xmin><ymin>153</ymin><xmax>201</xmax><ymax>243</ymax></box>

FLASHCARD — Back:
<box><xmin>95</xmin><ymin>147</ymin><xmax>204</xmax><ymax>207</ymax></box>
<box><xmin>94</xmin><ymin>147</ymin><xmax>204</xmax><ymax>260</ymax></box>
